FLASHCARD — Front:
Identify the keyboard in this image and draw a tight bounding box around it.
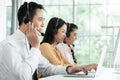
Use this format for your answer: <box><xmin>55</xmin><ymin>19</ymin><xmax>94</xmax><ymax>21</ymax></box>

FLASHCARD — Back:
<box><xmin>64</xmin><ymin>71</ymin><xmax>96</xmax><ymax>78</ymax></box>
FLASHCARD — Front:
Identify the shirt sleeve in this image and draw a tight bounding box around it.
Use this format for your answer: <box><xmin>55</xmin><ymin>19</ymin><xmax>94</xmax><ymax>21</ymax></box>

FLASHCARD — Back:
<box><xmin>37</xmin><ymin>54</ymin><xmax>67</xmax><ymax>76</ymax></box>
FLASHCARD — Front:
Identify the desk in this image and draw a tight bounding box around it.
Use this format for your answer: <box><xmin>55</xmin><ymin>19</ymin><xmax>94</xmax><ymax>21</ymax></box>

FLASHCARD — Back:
<box><xmin>94</xmin><ymin>68</ymin><xmax>120</xmax><ymax>80</ymax></box>
<box><xmin>40</xmin><ymin>68</ymin><xmax>120</xmax><ymax>80</ymax></box>
<box><xmin>40</xmin><ymin>75</ymin><xmax>93</xmax><ymax>80</ymax></box>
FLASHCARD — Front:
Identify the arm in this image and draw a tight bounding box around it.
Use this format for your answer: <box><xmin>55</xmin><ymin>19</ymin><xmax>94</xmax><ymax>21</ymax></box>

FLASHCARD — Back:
<box><xmin>83</xmin><ymin>63</ymin><xmax>98</xmax><ymax>71</ymax></box>
<box><xmin>38</xmin><ymin>57</ymin><xmax>88</xmax><ymax>76</ymax></box>
<box><xmin>37</xmin><ymin>54</ymin><xmax>67</xmax><ymax>76</ymax></box>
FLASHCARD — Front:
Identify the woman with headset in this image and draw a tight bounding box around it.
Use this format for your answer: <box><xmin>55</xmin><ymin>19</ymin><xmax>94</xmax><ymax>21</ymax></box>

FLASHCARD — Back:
<box><xmin>40</xmin><ymin>17</ymin><xmax>97</xmax><ymax>71</ymax></box>
<box><xmin>40</xmin><ymin>17</ymin><xmax>72</xmax><ymax>66</ymax></box>
<box><xmin>57</xmin><ymin>23</ymin><xmax>97</xmax><ymax>70</ymax></box>
<box><xmin>56</xmin><ymin>23</ymin><xmax>78</xmax><ymax>64</ymax></box>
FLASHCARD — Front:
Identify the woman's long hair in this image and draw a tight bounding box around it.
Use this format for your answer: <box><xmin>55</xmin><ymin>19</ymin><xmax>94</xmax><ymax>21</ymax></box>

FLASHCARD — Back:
<box><xmin>41</xmin><ymin>17</ymin><xmax>66</xmax><ymax>44</ymax></box>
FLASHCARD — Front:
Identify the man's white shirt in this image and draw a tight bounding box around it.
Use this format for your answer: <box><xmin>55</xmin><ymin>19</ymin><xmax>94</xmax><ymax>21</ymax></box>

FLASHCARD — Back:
<box><xmin>0</xmin><ymin>30</ymin><xmax>67</xmax><ymax>80</ymax></box>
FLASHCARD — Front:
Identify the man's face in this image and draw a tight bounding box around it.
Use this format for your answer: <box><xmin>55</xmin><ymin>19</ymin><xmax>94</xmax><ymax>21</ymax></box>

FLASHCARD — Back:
<box><xmin>32</xmin><ymin>9</ymin><xmax>45</xmax><ymax>32</ymax></box>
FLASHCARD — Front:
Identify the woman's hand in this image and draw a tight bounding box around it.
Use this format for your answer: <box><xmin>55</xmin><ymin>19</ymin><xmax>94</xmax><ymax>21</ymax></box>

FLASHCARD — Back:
<box><xmin>83</xmin><ymin>63</ymin><xmax>98</xmax><ymax>71</ymax></box>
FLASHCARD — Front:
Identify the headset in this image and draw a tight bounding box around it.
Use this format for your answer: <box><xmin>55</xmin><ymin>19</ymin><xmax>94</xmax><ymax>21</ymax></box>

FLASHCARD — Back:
<box><xmin>53</xmin><ymin>18</ymin><xmax>59</xmax><ymax>34</ymax></box>
<box><xmin>66</xmin><ymin>23</ymin><xmax>71</xmax><ymax>37</ymax></box>
<box><xmin>24</xmin><ymin>2</ymin><xmax>45</xmax><ymax>36</ymax></box>
<box><xmin>24</xmin><ymin>2</ymin><xmax>30</xmax><ymax>24</ymax></box>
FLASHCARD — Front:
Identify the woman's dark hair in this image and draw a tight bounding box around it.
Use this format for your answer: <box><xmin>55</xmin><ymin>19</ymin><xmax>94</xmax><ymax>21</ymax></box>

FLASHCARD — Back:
<box><xmin>65</xmin><ymin>23</ymin><xmax>78</xmax><ymax>63</ymax></box>
<box><xmin>66</xmin><ymin>23</ymin><xmax>78</xmax><ymax>37</ymax></box>
<box><xmin>17</xmin><ymin>2</ymin><xmax>44</xmax><ymax>25</ymax></box>
<box><xmin>41</xmin><ymin>17</ymin><xmax>66</xmax><ymax>44</ymax></box>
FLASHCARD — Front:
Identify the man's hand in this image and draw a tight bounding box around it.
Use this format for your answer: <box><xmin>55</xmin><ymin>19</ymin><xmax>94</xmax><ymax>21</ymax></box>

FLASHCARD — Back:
<box><xmin>26</xmin><ymin>22</ymin><xmax>40</xmax><ymax>48</ymax></box>
<box><xmin>83</xmin><ymin>63</ymin><xmax>98</xmax><ymax>71</ymax></box>
<box><xmin>67</xmin><ymin>66</ymin><xmax>88</xmax><ymax>75</ymax></box>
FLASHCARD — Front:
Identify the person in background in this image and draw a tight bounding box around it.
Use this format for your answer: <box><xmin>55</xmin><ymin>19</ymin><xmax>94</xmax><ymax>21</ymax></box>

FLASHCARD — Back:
<box><xmin>40</xmin><ymin>17</ymin><xmax>97</xmax><ymax>72</ymax></box>
<box><xmin>57</xmin><ymin>23</ymin><xmax>97</xmax><ymax>70</ymax></box>
<box><xmin>40</xmin><ymin>17</ymin><xmax>73</xmax><ymax>66</ymax></box>
<box><xmin>0</xmin><ymin>2</ymin><xmax>88</xmax><ymax>80</ymax></box>
<box><xmin>56</xmin><ymin>23</ymin><xmax>78</xmax><ymax>64</ymax></box>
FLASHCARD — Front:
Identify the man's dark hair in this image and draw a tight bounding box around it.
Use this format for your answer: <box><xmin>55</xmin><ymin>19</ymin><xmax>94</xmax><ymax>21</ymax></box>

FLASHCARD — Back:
<box><xmin>17</xmin><ymin>2</ymin><xmax>44</xmax><ymax>25</ymax></box>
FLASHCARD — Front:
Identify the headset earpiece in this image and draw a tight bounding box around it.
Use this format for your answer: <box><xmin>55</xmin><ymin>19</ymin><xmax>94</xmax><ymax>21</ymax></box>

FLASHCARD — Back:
<box><xmin>66</xmin><ymin>23</ymin><xmax>70</xmax><ymax>37</ymax></box>
<box><xmin>24</xmin><ymin>2</ymin><xmax>30</xmax><ymax>24</ymax></box>
<box><xmin>66</xmin><ymin>31</ymin><xmax>70</xmax><ymax>37</ymax></box>
<box><xmin>53</xmin><ymin>29</ymin><xmax>57</xmax><ymax>34</ymax></box>
<box><xmin>53</xmin><ymin>18</ymin><xmax>59</xmax><ymax>34</ymax></box>
<box><xmin>24</xmin><ymin>15</ymin><xmax>30</xmax><ymax>24</ymax></box>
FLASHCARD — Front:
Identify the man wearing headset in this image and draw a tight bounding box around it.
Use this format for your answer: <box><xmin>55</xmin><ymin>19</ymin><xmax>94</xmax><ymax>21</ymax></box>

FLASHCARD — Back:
<box><xmin>0</xmin><ymin>2</ymin><xmax>88</xmax><ymax>80</ymax></box>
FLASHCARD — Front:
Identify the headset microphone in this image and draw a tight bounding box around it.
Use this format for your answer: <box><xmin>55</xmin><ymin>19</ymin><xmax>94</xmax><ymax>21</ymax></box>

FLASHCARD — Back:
<box><xmin>41</xmin><ymin>32</ymin><xmax>45</xmax><ymax>36</ymax></box>
<box><xmin>37</xmin><ymin>29</ymin><xmax>45</xmax><ymax>36</ymax></box>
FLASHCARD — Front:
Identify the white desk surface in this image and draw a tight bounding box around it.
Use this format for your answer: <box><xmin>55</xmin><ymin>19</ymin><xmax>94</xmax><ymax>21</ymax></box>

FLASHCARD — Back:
<box><xmin>40</xmin><ymin>68</ymin><xmax>120</xmax><ymax>80</ymax></box>
<box><xmin>40</xmin><ymin>75</ymin><xmax>93</xmax><ymax>80</ymax></box>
